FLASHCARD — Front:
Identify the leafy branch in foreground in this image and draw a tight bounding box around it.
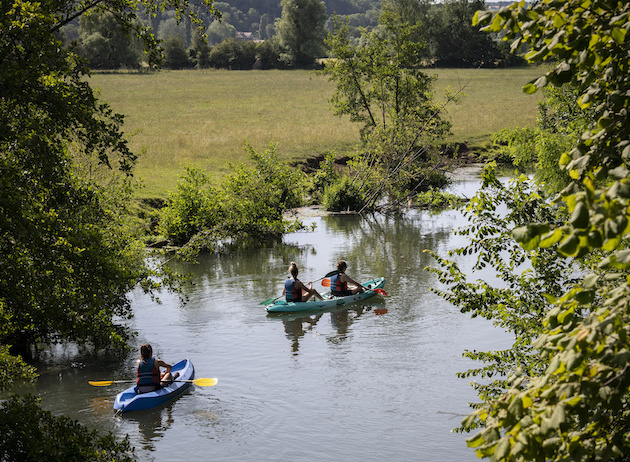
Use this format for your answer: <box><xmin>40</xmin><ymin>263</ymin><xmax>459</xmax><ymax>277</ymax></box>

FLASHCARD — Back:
<box><xmin>445</xmin><ymin>1</ymin><xmax>630</xmax><ymax>460</ymax></box>
<box><xmin>0</xmin><ymin>395</ymin><xmax>136</xmax><ymax>462</ymax></box>
<box><xmin>427</xmin><ymin>163</ymin><xmax>580</xmax><ymax>427</ymax></box>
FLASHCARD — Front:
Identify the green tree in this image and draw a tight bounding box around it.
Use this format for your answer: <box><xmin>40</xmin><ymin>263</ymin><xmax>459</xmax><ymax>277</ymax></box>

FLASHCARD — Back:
<box><xmin>158</xmin><ymin>16</ymin><xmax>191</xmax><ymax>46</ymax></box>
<box><xmin>445</xmin><ymin>1</ymin><xmax>630</xmax><ymax>460</ymax></box>
<box><xmin>324</xmin><ymin>8</ymin><xmax>452</xmax><ymax>211</ymax></box>
<box><xmin>78</xmin><ymin>11</ymin><xmax>143</xmax><ymax>69</ymax></box>
<box><xmin>163</xmin><ymin>36</ymin><xmax>193</xmax><ymax>68</ymax></box>
<box><xmin>0</xmin><ymin>0</ymin><xmax>217</xmax><ymax>364</ymax></box>
<box><xmin>429</xmin><ymin>0</ymin><xmax>502</xmax><ymax>67</ymax></box>
<box><xmin>1</xmin><ymin>0</ymin><xmax>217</xmax><ymax>459</ymax></box>
<box><xmin>428</xmin><ymin>163</ymin><xmax>579</xmax><ymax>420</ymax></box>
<box><xmin>191</xmin><ymin>32</ymin><xmax>212</xmax><ymax>68</ymax></box>
<box><xmin>207</xmin><ymin>18</ymin><xmax>237</xmax><ymax>45</ymax></box>
<box><xmin>276</xmin><ymin>0</ymin><xmax>327</xmax><ymax>67</ymax></box>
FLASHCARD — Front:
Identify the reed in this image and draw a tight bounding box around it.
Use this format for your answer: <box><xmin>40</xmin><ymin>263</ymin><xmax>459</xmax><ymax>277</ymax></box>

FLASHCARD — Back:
<box><xmin>89</xmin><ymin>67</ymin><xmax>544</xmax><ymax>198</ymax></box>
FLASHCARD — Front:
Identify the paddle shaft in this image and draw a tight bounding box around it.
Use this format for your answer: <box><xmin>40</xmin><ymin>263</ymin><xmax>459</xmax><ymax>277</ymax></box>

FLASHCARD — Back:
<box><xmin>89</xmin><ymin>377</ymin><xmax>217</xmax><ymax>387</ymax></box>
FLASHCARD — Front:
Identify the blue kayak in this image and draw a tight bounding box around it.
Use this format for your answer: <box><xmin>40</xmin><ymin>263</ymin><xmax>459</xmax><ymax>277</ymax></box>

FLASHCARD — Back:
<box><xmin>266</xmin><ymin>277</ymin><xmax>386</xmax><ymax>313</ymax></box>
<box><xmin>114</xmin><ymin>359</ymin><xmax>194</xmax><ymax>413</ymax></box>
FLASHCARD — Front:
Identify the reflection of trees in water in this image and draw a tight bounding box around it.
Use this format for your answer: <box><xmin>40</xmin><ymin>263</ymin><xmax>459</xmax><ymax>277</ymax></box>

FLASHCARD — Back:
<box><xmin>167</xmin><ymin>240</ymin><xmax>308</xmax><ymax>297</ymax></box>
<box><xmin>277</xmin><ymin>301</ymin><xmax>387</xmax><ymax>353</ymax></box>
<box><xmin>321</xmin><ymin>210</ymin><xmax>456</xmax><ymax>290</ymax></box>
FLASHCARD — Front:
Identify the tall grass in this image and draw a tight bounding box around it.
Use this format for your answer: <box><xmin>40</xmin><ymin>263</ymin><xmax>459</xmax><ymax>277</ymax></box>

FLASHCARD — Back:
<box><xmin>89</xmin><ymin>67</ymin><xmax>545</xmax><ymax>198</ymax></box>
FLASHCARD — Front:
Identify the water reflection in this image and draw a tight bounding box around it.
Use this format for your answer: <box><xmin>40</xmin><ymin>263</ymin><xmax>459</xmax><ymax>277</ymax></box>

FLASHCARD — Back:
<box><xmin>270</xmin><ymin>300</ymin><xmax>389</xmax><ymax>354</ymax></box>
<box><xmin>281</xmin><ymin>312</ymin><xmax>324</xmax><ymax>354</ymax></box>
<box><xmin>119</xmin><ymin>406</ymin><xmax>175</xmax><ymax>451</ymax></box>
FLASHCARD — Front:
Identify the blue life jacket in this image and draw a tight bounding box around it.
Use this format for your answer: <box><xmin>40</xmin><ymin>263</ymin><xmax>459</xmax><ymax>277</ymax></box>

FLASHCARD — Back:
<box><xmin>330</xmin><ymin>273</ymin><xmax>347</xmax><ymax>294</ymax></box>
<box><xmin>285</xmin><ymin>278</ymin><xmax>302</xmax><ymax>302</ymax></box>
<box><xmin>137</xmin><ymin>357</ymin><xmax>160</xmax><ymax>386</ymax></box>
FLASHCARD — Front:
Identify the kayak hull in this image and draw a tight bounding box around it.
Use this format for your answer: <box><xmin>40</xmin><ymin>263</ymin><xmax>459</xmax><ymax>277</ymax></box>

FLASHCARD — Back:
<box><xmin>113</xmin><ymin>359</ymin><xmax>194</xmax><ymax>413</ymax></box>
<box><xmin>266</xmin><ymin>277</ymin><xmax>386</xmax><ymax>313</ymax></box>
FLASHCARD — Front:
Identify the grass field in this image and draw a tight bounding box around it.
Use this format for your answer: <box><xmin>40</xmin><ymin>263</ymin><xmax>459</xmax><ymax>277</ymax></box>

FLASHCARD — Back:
<box><xmin>89</xmin><ymin>67</ymin><xmax>546</xmax><ymax>198</ymax></box>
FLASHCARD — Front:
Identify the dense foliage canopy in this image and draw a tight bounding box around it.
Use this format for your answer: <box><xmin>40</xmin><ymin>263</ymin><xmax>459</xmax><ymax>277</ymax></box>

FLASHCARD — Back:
<box><xmin>0</xmin><ymin>0</ymin><xmax>216</xmax><ymax>366</ymax></box>
<box><xmin>1</xmin><ymin>0</ymin><xmax>218</xmax><ymax>458</ymax></box>
<box><xmin>435</xmin><ymin>1</ymin><xmax>630</xmax><ymax>460</ymax></box>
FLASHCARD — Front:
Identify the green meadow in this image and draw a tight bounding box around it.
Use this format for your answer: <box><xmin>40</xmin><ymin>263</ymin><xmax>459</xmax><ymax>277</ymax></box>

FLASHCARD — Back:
<box><xmin>89</xmin><ymin>67</ymin><xmax>545</xmax><ymax>198</ymax></box>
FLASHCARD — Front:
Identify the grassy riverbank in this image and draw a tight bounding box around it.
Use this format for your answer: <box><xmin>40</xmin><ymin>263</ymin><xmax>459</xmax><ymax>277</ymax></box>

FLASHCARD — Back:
<box><xmin>89</xmin><ymin>67</ymin><xmax>545</xmax><ymax>198</ymax></box>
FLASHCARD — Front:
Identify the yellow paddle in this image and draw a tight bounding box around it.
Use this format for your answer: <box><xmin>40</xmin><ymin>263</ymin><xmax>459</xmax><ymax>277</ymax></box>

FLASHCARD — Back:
<box><xmin>89</xmin><ymin>378</ymin><xmax>218</xmax><ymax>387</ymax></box>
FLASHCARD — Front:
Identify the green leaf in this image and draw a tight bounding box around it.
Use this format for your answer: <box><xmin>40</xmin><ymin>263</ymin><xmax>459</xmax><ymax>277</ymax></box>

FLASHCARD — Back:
<box><xmin>582</xmin><ymin>273</ymin><xmax>599</xmax><ymax>288</ymax></box>
<box><xmin>467</xmin><ymin>433</ymin><xmax>486</xmax><ymax>449</ymax></box>
<box><xmin>539</xmin><ymin>228</ymin><xmax>563</xmax><ymax>248</ymax></box>
<box><xmin>523</xmin><ymin>82</ymin><xmax>538</xmax><ymax>94</ymax></box>
<box><xmin>569</xmin><ymin>201</ymin><xmax>589</xmax><ymax>228</ymax></box>
<box><xmin>494</xmin><ymin>437</ymin><xmax>510</xmax><ymax>460</ymax></box>
<box><xmin>558</xmin><ymin>234</ymin><xmax>579</xmax><ymax>256</ymax></box>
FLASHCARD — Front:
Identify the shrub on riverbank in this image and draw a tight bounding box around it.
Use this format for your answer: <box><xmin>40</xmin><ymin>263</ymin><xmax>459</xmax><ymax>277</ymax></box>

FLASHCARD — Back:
<box><xmin>0</xmin><ymin>395</ymin><xmax>135</xmax><ymax>462</ymax></box>
<box><xmin>159</xmin><ymin>144</ymin><xmax>305</xmax><ymax>252</ymax></box>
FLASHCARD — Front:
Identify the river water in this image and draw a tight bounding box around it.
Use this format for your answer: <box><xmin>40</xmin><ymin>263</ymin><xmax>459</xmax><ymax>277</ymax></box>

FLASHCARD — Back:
<box><xmin>13</xmin><ymin>176</ymin><xmax>513</xmax><ymax>462</ymax></box>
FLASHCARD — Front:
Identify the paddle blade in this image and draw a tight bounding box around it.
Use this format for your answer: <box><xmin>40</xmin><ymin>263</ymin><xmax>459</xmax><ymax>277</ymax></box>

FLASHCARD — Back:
<box><xmin>260</xmin><ymin>297</ymin><xmax>274</xmax><ymax>305</ymax></box>
<box><xmin>321</xmin><ymin>279</ymin><xmax>331</xmax><ymax>287</ymax></box>
<box><xmin>89</xmin><ymin>380</ymin><xmax>115</xmax><ymax>387</ymax></box>
<box><xmin>374</xmin><ymin>288</ymin><xmax>388</xmax><ymax>296</ymax></box>
<box><xmin>193</xmin><ymin>378</ymin><xmax>218</xmax><ymax>387</ymax></box>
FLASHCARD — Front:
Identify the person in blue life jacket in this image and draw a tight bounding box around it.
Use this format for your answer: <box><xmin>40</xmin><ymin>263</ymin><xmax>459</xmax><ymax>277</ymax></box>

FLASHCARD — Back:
<box><xmin>283</xmin><ymin>261</ymin><xmax>323</xmax><ymax>302</ymax></box>
<box><xmin>330</xmin><ymin>260</ymin><xmax>367</xmax><ymax>297</ymax></box>
<box><xmin>136</xmin><ymin>343</ymin><xmax>178</xmax><ymax>394</ymax></box>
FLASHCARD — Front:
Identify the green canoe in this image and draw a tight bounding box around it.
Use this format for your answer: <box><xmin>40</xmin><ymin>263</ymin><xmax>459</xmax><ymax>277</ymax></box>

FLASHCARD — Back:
<box><xmin>266</xmin><ymin>277</ymin><xmax>386</xmax><ymax>313</ymax></box>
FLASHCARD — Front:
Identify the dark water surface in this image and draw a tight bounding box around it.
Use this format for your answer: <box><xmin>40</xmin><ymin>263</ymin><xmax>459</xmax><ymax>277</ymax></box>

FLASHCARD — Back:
<box><xmin>16</xmin><ymin>177</ymin><xmax>512</xmax><ymax>462</ymax></box>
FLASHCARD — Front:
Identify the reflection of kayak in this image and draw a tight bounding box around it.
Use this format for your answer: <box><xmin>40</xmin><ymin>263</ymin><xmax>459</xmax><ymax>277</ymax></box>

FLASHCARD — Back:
<box><xmin>114</xmin><ymin>359</ymin><xmax>194</xmax><ymax>413</ymax></box>
<box><xmin>266</xmin><ymin>277</ymin><xmax>386</xmax><ymax>313</ymax></box>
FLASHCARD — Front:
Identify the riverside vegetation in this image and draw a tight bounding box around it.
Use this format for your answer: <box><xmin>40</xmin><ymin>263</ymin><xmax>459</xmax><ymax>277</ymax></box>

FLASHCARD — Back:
<box><xmin>8</xmin><ymin>0</ymin><xmax>627</xmax><ymax>461</ymax></box>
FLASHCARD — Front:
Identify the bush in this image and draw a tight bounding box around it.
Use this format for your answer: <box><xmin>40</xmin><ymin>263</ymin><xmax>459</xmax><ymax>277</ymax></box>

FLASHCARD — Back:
<box><xmin>208</xmin><ymin>39</ymin><xmax>257</xmax><ymax>70</ymax></box>
<box><xmin>414</xmin><ymin>188</ymin><xmax>463</xmax><ymax>210</ymax></box>
<box><xmin>162</xmin><ymin>36</ymin><xmax>192</xmax><ymax>69</ymax></box>
<box><xmin>0</xmin><ymin>395</ymin><xmax>135</xmax><ymax>462</ymax></box>
<box><xmin>159</xmin><ymin>143</ymin><xmax>305</xmax><ymax>252</ymax></box>
<box><xmin>158</xmin><ymin>167</ymin><xmax>225</xmax><ymax>246</ymax></box>
<box><xmin>305</xmin><ymin>151</ymin><xmax>339</xmax><ymax>204</ymax></box>
<box><xmin>254</xmin><ymin>39</ymin><xmax>286</xmax><ymax>70</ymax></box>
<box><xmin>322</xmin><ymin>175</ymin><xmax>365</xmax><ymax>212</ymax></box>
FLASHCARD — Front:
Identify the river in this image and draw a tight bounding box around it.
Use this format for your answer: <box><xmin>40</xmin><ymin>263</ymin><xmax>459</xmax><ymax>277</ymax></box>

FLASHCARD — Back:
<box><xmin>13</xmin><ymin>175</ymin><xmax>512</xmax><ymax>462</ymax></box>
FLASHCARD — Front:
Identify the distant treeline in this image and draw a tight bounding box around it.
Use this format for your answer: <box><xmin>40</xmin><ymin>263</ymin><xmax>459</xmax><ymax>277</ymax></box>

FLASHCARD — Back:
<box><xmin>62</xmin><ymin>0</ymin><xmax>525</xmax><ymax>71</ymax></box>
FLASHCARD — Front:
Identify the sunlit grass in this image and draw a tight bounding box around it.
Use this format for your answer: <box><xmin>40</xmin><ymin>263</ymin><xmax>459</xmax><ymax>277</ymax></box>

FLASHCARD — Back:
<box><xmin>90</xmin><ymin>67</ymin><xmax>546</xmax><ymax>198</ymax></box>
<box><xmin>431</xmin><ymin>66</ymin><xmax>547</xmax><ymax>144</ymax></box>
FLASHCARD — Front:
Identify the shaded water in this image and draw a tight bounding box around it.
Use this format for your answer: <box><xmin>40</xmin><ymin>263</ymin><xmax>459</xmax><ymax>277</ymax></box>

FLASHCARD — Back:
<box><xmin>15</xmin><ymin>177</ymin><xmax>512</xmax><ymax>461</ymax></box>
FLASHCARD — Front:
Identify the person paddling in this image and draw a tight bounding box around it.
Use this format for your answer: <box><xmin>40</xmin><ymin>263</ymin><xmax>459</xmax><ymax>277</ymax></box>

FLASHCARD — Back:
<box><xmin>283</xmin><ymin>262</ymin><xmax>323</xmax><ymax>302</ymax></box>
<box><xmin>330</xmin><ymin>260</ymin><xmax>366</xmax><ymax>296</ymax></box>
<box><xmin>136</xmin><ymin>343</ymin><xmax>178</xmax><ymax>394</ymax></box>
